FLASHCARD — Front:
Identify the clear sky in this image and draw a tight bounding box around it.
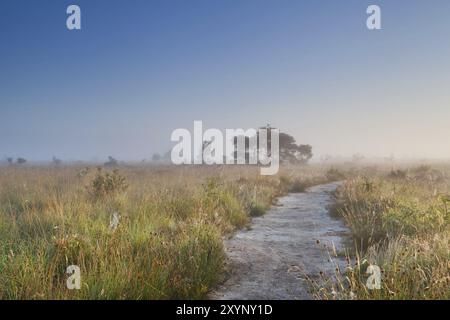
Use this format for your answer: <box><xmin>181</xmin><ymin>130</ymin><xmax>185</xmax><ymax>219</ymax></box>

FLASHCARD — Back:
<box><xmin>1</xmin><ymin>0</ymin><xmax>450</xmax><ymax>161</ymax></box>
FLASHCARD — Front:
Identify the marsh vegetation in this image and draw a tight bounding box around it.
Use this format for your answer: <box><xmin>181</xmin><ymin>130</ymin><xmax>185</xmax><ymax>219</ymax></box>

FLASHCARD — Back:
<box><xmin>316</xmin><ymin>164</ymin><xmax>450</xmax><ymax>300</ymax></box>
<box><xmin>0</xmin><ymin>164</ymin><xmax>329</xmax><ymax>299</ymax></box>
<box><xmin>0</xmin><ymin>163</ymin><xmax>448</xmax><ymax>300</ymax></box>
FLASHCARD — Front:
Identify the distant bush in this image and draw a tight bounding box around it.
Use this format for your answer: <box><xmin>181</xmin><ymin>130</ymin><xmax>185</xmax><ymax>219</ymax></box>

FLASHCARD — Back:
<box><xmin>52</xmin><ymin>156</ymin><xmax>62</xmax><ymax>166</ymax></box>
<box><xmin>152</xmin><ymin>153</ymin><xmax>162</xmax><ymax>162</ymax></box>
<box><xmin>88</xmin><ymin>167</ymin><xmax>128</xmax><ymax>199</ymax></box>
<box><xmin>104</xmin><ymin>156</ymin><xmax>118</xmax><ymax>167</ymax></box>
<box><xmin>387</xmin><ymin>169</ymin><xmax>407</xmax><ymax>179</ymax></box>
<box><xmin>326</xmin><ymin>168</ymin><xmax>345</xmax><ymax>181</ymax></box>
<box><xmin>16</xmin><ymin>158</ymin><xmax>27</xmax><ymax>165</ymax></box>
<box><xmin>289</xmin><ymin>179</ymin><xmax>307</xmax><ymax>193</ymax></box>
<box><xmin>411</xmin><ymin>165</ymin><xmax>431</xmax><ymax>175</ymax></box>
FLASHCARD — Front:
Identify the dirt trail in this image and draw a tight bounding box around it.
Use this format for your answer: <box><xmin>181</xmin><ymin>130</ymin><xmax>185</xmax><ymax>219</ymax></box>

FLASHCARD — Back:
<box><xmin>210</xmin><ymin>182</ymin><xmax>349</xmax><ymax>300</ymax></box>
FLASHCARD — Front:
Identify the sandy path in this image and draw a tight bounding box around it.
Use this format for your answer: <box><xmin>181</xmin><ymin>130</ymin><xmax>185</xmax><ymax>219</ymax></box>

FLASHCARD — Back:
<box><xmin>209</xmin><ymin>182</ymin><xmax>349</xmax><ymax>300</ymax></box>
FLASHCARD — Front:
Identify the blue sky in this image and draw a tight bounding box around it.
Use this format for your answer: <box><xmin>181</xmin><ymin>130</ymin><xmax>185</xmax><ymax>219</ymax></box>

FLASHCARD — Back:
<box><xmin>1</xmin><ymin>0</ymin><xmax>450</xmax><ymax>161</ymax></box>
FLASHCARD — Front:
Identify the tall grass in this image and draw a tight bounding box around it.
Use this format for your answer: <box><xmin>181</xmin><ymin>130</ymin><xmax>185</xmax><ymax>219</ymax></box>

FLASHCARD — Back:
<box><xmin>0</xmin><ymin>164</ymin><xmax>332</xmax><ymax>299</ymax></box>
<box><xmin>320</xmin><ymin>165</ymin><xmax>450</xmax><ymax>300</ymax></box>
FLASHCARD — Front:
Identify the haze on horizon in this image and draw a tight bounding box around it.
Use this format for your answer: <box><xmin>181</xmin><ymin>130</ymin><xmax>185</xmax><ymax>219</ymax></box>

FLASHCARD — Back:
<box><xmin>1</xmin><ymin>0</ymin><xmax>450</xmax><ymax>162</ymax></box>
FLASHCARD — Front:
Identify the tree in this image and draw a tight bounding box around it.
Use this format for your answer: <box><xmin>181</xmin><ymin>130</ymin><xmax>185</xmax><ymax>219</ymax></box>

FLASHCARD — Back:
<box><xmin>163</xmin><ymin>150</ymin><xmax>171</xmax><ymax>161</ymax></box>
<box><xmin>297</xmin><ymin>144</ymin><xmax>313</xmax><ymax>164</ymax></box>
<box><xmin>279</xmin><ymin>133</ymin><xmax>297</xmax><ymax>162</ymax></box>
<box><xmin>6</xmin><ymin>157</ymin><xmax>13</xmax><ymax>165</ymax></box>
<box><xmin>104</xmin><ymin>156</ymin><xmax>118</xmax><ymax>167</ymax></box>
<box><xmin>52</xmin><ymin>156</ymin><xmax>62</xmax><ymax>165</ymax></box>
<box><xmin>152</xmin><ymin>153</ymin><xmax>161</xmax><ymax>162</ymax></box>
<box><xmin>231</xmin><ymin>128</ymin><xmax>313</xmax><ymax>165</ymax></box>
<box><xmin>16</xmin><ymin>158</ymin><xmax>27</xmax><ymax>165</ymax></box>
<box><xmin>278</xmin><ymin>133</ymin><xmax>313</xmax><ymax>164</ymax></box>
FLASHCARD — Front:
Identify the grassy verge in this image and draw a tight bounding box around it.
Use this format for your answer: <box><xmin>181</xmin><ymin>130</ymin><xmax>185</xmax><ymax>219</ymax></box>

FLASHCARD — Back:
<box><xmin>318</xmin><ymin>165</ymin><xmax>450</xmax><ymax>300</ymax></box>
<box><xmin>0</xmin><ymin>164</ymin><xmax>336</xmax><ymax>299</ymax></box>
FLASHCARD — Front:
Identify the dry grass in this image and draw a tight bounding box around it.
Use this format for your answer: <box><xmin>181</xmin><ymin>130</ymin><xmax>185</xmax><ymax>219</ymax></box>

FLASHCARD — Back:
<box><xmin>317</xmin><ymin>164</ymin><xmax>450</xmax><ymax>300</ymax></box>
<box><xmin>0</xmin><ymin>164</ymin><xmax>333</xmax><ymax>299</ymax></box>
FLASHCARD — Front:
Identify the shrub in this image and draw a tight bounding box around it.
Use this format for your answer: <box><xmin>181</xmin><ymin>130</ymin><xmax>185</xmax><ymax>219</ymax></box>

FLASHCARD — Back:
<box><xmin>289</xmin><ymin>179</ymin><xmax>307</xmax><ymax>193</ymax></box>
<box><xmin>249</xmin><ymin>202</ymin><xmax>267</xmax><ymax>217</ymax></box>
<box><xmin>326</xmin><ymin>168</ymin><xmax>345</xmax><ymax>181</ymax></box>
<box><xmin>88</xmin><ymin>167</ymin><xmax>128</xmax><ymax>199</ymax></box>
<box><xmin>387</xmin><ymin>169</ymin><xmax>407</xmax><ymax>179</ymax></box>
<box><xmin>104</xmin><ymin>156</ymin><xmax>118</xmax><ymax>167</ymax></box>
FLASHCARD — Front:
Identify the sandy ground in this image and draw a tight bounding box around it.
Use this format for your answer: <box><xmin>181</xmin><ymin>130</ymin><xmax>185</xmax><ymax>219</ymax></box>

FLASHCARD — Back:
<box><xmin>209</xmin><ymin>182</ymin><xmax>350</xmax><ymax>300</ymax></box>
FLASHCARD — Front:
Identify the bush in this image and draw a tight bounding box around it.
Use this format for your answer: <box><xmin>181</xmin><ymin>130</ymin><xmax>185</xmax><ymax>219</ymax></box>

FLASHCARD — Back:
<box><xmin>387</xmin><ymin>169</ymin><xmax>407</xmax><ymax>179</ymax></box>
<box><xmin>249</xmin><ymin>202</ymin><xmax>267</xmax><ymax>217</ymax></box>
<box><xmin>289</xmin><ymin>179</ymin><xmax>307</xmax><ymax>193</ymax></box>
<box><xmin>326</xmin><ymin>168</ymin><xmax>345</xmax><ymax>181</ymax></box>
<box><xmin>104</xmin><ymin>156</ymin><xmax>118</xmax><ymax>167</ymax></box>
<box><xmin>88</xmin><ymin>167</ymin><xmax>128</xmax><ymax>199</ymax></box>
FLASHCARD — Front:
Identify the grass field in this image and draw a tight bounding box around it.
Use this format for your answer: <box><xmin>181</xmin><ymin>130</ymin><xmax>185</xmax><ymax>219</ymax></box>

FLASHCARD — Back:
<box><xmin>316</xmin><ymin>164</ymin><xmax>450</xmax><ymax>300</ymax></box>
<box><xmin>0</xmin><ymin>163</ymin><xmax>448</xmax><ymax>300</ymax></box>
<box><xmin>0</xmin><ymin>164</ymin><xmax>331</xmax><ymax>299</ymax></box>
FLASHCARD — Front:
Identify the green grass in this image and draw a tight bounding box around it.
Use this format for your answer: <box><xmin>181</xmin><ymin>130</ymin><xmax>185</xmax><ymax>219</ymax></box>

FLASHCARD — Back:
<box><xmin>318</xmin><ymin>165</ymin><xmax>450</xmax><ymax>300</ymax></box>
<box><xmin>0</xmin><ymin>164</ymin><xmax>331</xmax><ymax>299</ymax></box>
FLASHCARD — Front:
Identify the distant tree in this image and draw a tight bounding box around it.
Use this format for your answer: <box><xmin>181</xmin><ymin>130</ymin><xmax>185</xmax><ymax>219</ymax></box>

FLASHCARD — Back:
<box><xmin>16</xmin><ymin>158</ymin><xmax>27</xmax><ymax>165</ymax></box>
<box><xmin>152</xmin><ymin>153</ymin><xmax>161</xmax><ymax>162</ymax></box>
<box><xmin>52</xmin><ymin>156</ymin><xmax>62</xmax><ymax>165</ymax></box>
<box><xmin>6</xmin><ymin>157</ymin><xmax>13</xmax><ymax>165</ymax></box>
<box><xmin>163</xmin><ymin>150</ymin><xmax>172</xmax><ymax>161</ymax></box>
<box><xmin>279</xmin><ymin>133</ymin><xmax>297</xmax><ymax>162</ymax></box>
<box><xmin>104</xmin><ymin>156</ymin><xmax>118</xmax><ymax>167</ymax></box>
<box><xmin>278</xmin><ymin>133</ymin><xmax>313</xmax><ymax>164</ymax></box>
<box><xmin>231</xmin><ymin>128</ymin><xmax>313</xmax><ymax>165</ymax></box>
<box><xmin>352</xmin><ymin>153</ymin><xmax>365</xmax><ymax>163</ymax></box>
<box><xmin>297</xmin><ymin>144</ymin><xmax>313</xmax><ymax>164</ymax></box>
